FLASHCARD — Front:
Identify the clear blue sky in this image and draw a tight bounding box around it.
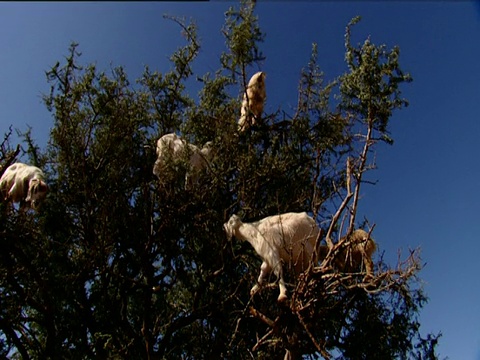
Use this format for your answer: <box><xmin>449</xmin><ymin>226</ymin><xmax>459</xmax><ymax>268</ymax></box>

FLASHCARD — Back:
<box><xmin>1</xmin><ymin>2</ymin><xmax>479</xmax><ymax>359</ymax></box>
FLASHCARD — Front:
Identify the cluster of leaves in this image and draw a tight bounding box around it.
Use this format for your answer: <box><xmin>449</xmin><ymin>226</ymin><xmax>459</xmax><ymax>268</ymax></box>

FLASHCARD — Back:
<box><xmin>0</xmin><ymin>1</ymin><xmax>441</xmax><ymax>359</ymax></box>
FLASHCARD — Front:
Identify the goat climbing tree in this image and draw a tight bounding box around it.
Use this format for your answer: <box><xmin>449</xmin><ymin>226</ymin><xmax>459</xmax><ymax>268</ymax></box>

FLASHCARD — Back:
<box><xmin>0</xmin><ymin>1</ymin><xmax>441</xmax><ymax>359</ymax></box>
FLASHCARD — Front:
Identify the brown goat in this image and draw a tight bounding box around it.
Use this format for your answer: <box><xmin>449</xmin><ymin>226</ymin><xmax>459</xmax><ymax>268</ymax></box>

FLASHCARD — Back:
<box><xmin>319</xmin><ymin>229</ymin><xmax>376</xmax><ymax>280</ymax></box>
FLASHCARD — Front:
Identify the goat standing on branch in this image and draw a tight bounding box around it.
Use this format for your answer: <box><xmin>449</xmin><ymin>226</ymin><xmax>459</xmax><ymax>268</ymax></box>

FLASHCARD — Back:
<box><xmin>320</xmin><ymin>229</ymin><xmax>376</xmax><ymax>280</ymax></box>
<box><xmin>153</xmin><ymin>133</ymin><xmax>213</xmax><ymax>189</ymax></box>
<box><xmin>0</xmin><ymin>162</ymin><xmax>48</xmax><ymax>210</ymax></box>
<box><xmin>224</xmin><ymin>212</ymin><xmax>320</xmax><ymax>302</ymax></box>
<box><xmin>238</xmin><ymin>71</ymin><xmax>266</xmax><ymax>132</ymax></box>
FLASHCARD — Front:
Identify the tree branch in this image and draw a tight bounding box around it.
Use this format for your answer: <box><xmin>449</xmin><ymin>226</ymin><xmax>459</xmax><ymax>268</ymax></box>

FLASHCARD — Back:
<box><xmin>325</xmin><ymin>157</ymin><xmax>353</xmax><ymax>248</ymax></box>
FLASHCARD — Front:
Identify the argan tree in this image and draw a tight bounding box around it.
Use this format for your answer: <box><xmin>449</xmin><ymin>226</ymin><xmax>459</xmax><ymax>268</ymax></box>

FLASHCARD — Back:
<box><xmin>0</xmin><ymin>2</ymin><xmax>441</xmax><ymax>359</ymax></box>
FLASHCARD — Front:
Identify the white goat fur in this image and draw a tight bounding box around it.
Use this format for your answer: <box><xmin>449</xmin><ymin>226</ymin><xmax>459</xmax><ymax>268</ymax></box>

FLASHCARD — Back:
<box><xmin>0</xmin><ymin>162</ymin><xmax>48</xmax><ymax>209</ymax></box>
<box><xmin>319</xmin><ymin>229</ymin><xmax>376</xmax><ymax>279</ymax></box>
<box><xmin>238</xmin><ymin>71</ymin><xmax>266</xmax><ymax>132</ymax></box>
<box><xmin>224</xmin><ymin>212</ymin><xmax>320</xmax><ymax>302</ymax></box>
<box><xmin>153</xmin><ymin>133</ymin><xmax>212</xmax><ymax>187</ymax></box>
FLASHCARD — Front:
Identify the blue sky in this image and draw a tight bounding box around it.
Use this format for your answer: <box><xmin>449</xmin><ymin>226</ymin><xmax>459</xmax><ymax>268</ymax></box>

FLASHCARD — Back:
<box><xmin>1</xmin><ymin>1</ymin><xmax>480</xmax><ymax>358</ymax></box>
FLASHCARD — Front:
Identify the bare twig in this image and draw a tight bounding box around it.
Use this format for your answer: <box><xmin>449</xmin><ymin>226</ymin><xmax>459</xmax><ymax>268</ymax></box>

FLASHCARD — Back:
<box><xmin>325</xmin><ymin>157</ymin><xmax>353</xmax><ymax>248</ymax></box>
<box><xmin>252</xmin><ymin>329</ymin><xmax>274</xmax><ymax>352</ymax></box>
<box><xmin>296</xmin><ymin>310</ymin><xmax>330</xmax><ymax>359</ymax></box>
<box><xmin>348</xmin><ymin>113</ymin><xmax>375</xmax><ymax>234</ymax></box>
<box><xmin>249</xmin><ymin>307</ymin><xmax>275</xmax><ymax>328</ymax></box>
<box><xmin>0</xmin><ymin>144</ymin><xmax>21</xmax><ymax>178</ymax></box>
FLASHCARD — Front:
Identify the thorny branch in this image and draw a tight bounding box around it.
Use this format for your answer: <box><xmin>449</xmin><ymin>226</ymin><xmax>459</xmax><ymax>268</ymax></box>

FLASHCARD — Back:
<box><xmin>348</xmin><ymin>119</ymin><xmax>375</xmax><ymax>235</ymax></box>
<box><xmin>0</xmin><ymin>127</ymin><xmax>21</xmax><ymax>177</ymax></box>
<box><xmin>249</xmin><ymin>248</ymin><xmax>423</xmax><ymax>359</ymax></box>
<box><xmin>325</xmin><ymin>157</ymin><xmax>353</xmax><ymax>248</ymax></box>
<box><xmin>296</xmin><ymin>310</ymin><xmax>330</xmax><ymax>359</ymax></box>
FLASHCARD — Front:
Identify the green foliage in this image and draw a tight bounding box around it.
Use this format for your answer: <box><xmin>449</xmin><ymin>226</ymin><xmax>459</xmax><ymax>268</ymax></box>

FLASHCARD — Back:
<box><xmin>0</xmin><ymin>3</ymin><xmax>441</xmax><ymax>360</ymax></box>
<box><xmin>221</xmin><ymin>0</ymin><xmax>265</xmax><ymax>76</ymax></box>
<box><xmin>340</xmin><ymin>16</ymin><xmax>413</xmax><ymax>144</ymax></box>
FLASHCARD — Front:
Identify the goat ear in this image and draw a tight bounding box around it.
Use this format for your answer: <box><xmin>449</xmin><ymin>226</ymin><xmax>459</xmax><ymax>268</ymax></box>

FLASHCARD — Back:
<box><xmin>39</xmin><ymin>182</ymin><xmax>48</xmax><ymax>192</ymax></box>
<box><xmin>223</xmin><ymin>223</ymin><xmax>233</xmax><ymax>240</ymax></box>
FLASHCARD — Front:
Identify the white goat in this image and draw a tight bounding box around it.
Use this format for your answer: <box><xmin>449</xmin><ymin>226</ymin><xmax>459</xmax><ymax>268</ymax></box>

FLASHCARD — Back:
<box><xmin>153</xmin><ymin>133</ymin><xmax>213</xmax><ymax>188</ymax></box>
<box><xmin>0</xmin><ymin>162</ymin><xmax>48</xmax><ymax>209</ymax></box>
<box><xmin>319</xmin><ymin>229</ymin><xmax>376</xmax><ymax>280</ymax></box>
<box><xmin>238</xmin><ymin>71</ymin><xmax>266</xmax><ymax>132</ymax></box>
<box><xmin>224</xmin><ymin>212</ymin><xmax>320</xmax><ymax>302</ymax></box>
